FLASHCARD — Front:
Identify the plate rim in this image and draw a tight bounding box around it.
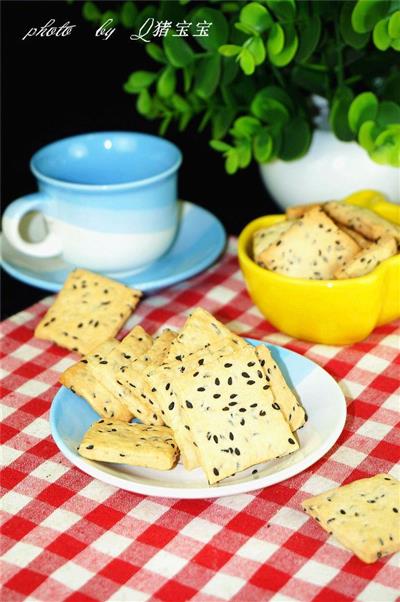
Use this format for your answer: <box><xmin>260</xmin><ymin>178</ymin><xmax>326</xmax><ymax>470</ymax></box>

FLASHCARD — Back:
<box><xmin>0</xmin><ymin>201</ymin><xmax>226</xmax><ymax>293</ymax></box>
<box><xmin>50</xmin><ymin>339</ymin><xmax>347</xmax><ymax>499</ymax></box>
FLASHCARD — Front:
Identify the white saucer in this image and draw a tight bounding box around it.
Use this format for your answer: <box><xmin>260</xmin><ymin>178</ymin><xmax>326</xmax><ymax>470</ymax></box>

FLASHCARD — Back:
<box><xmin>0</xmin><ymin>201</ymin><xmax>226</xmax><ymax>293</ymax></box>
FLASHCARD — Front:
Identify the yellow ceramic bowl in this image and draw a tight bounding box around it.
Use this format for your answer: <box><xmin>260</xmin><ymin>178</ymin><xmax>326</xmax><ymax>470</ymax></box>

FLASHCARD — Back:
<box><xmin>238</xmin><ymin>191</ymin><xmax>400</xmax><ymax>345</ymax></box>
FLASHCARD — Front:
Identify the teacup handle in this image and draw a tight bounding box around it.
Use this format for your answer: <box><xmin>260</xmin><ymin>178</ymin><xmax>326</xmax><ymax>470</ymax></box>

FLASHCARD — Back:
<box><xmin>2</xmin><ymin>192</ymin><xmax>63</xmax><ymax>258</ymax></box>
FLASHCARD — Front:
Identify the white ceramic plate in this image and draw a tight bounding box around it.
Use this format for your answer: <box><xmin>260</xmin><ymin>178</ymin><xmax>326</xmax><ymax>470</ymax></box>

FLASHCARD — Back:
<box><xmin>50</xmin><ymin>339</ymin><xmax>346</xmax><ymax>499</ymax></box>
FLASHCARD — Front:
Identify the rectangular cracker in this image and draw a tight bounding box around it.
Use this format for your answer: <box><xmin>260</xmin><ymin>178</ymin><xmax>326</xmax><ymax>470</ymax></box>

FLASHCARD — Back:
<box><xmin>166</xmin><ymin>307</ymin><xmax>249</xmax><ymax>363</ymax></box>
<box><xmin>35</xmin><ymin>268</ymin><xmax>142</xmax><ymax>354</ymax></box>
<box><xmin>258</xmin><ymin>207</ymin><xmax>360</xmax><ymax>279</ymax></box>
<box><xmin>286</xmin><ymin>203</ymin><xmax>322</xmax><ymax>219</ymax></box>
<box><xmin>302</xmin><ymin>474</ymin><xmax>400</xmax><ymax>563</ymax></box>
<box><xmin>78</xmin><ymin>419</ymin><xmax>179</xmax><ymax>469</ymax></box>
<box><xmin>120</xmin><ymin>329</ymin><xmax>177</xmax><ymax>425</ymax></box>
<box><xmin>253</xmin><ymin>221</ymin><xmax>294</xmax><ymax>263</ymax></box>
<box><xmin>88</xmin><ymin>325</ymin><xmax>163</xmax><ymax>424</ymax></box>
<box><xmin>334</xmin><ymin>236</ymin><xmax>397</xmax><ymax>279</ymax></box>
<box><xmin>60</xmin><ymin>339</ymin><xmax>133</xmax><ymax>421</ymax></box>
<box><xmin>173</xmin><ymin>345</ymin><xmax>298</xmax><ymax>484</ymax></box>
<box><xmin>256</xmin><ymin>345</ymin><xmax>306</xmax><ymax>431</ymax></box>
<box><xmin>324</xmin><ymin>202</ymin><xmax>400</xmax><ymax>243</ymax></box>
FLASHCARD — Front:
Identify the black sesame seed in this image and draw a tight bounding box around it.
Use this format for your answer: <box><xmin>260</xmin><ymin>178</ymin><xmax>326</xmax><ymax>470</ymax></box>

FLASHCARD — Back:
<box><xmin>224</xmin><ymin>363</ymin><xmax>232</xmax><ymax>368</ymax></box>
<box><xmin>165</xmin><ymin>383</ymin><xmax>170</xmax><ymax>391</ymax></box>
<box><xmin>86</xmin><ymin>445</ymin><xmax>94</xmax><ymax>450</ymax></box>
<box><xmin>213</xmin><ymin>468</ymin><xmax>219</xmax><ymax>476</ymax></box>
<box><xmin>213</xmin><ymin>435</ymin><xmax>218</xmax><ymax>444</ymax></box>
<box><xmin>168</xmin><ymin>402</ymin><xmax>175</xmax><ymax>411</ymax></box>
<box><xmin>186</xmin><ymin>400</ymin><xmax>193</xmax><ymax>409</ymax></box>
<box><xmin>272</xmin><ymin>402</ymin><xmax>280</xmax><ymax>410</ymax></box>
<box><xmin>241</xmin><ymin>372</ymin><xmax>250</xmax><ymax>378</ymax></box>
<box><xmin>230</xmin><ymin>394</ymin><xmax>237</xmax><ymax>399</ymax></box>
<box><xmin>340</xmin><ymin>509</ymin><xmax>346</xmax><ymax>515</ymax></box>
<box><xmin>288</xmin><ymin>437</ymin><xmax>296</xmax><ymax>445</ymax></box>
<box><xmin>215</xmin><ymin>378</ymin><xmax>220</xmax><ymax>386</ymax></box>
<box><xmin>234</xmin><ymin>448</ymin><xmax>240</xmax><ymax>456</ymax></box>
<box><xmin>213</xmin><ymin>394</ymin><xmax>221</xmax><ymax>399</ymax></box>
<box><xmin>393</xmin><ymin>507</ymin><xmax>398</xmax><ymax>513</ymax></box>
<box><xmin>247</xmin><ymin>380</ymin><xmax>255</xmax><ymax>385</ymax></box>
<box><xmin>259</xmin><ymin>410</ymin><xmax>266</xmax><ymax>416</ymax></box>
<box><xmin>197</xmin><ymin>387</ymin><xmax>205</xmax><ymax>392</ymax></box>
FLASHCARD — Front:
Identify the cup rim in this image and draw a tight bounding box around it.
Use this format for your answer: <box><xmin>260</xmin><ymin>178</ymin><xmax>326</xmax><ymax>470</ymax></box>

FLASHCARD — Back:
<box><xmin>30</xmin><ymin>131</ymin><xmax>182</xmax><ymax>191</ymax></box>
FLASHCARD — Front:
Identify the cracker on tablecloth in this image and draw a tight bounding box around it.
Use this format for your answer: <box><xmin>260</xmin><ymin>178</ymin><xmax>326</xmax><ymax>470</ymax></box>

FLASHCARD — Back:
<box><xmin>334</xmin><ymin>236</ymin><xmax>397</xmax><ymax>279</ymax></box>
<box><xmin>35</xmin><ymin>268</ymin><xmax>142</xmax><ymax>354</ymax></box>
<box><xmin>78</xmin><ymin>419</ymin><xmax>179</xmax><ymax>469</ymax></box>
<box><xmin>302</xmin><ymin>474</ymin><xmax>400</xmax><ymax>563</ymax></box>
<box><xmin>256</xmin><ymin>345</ymin><xmax>306</xmax><ymax>431</ymax></box>
<box><xmin>258</xmin><ymin>207</ymin><xmax>360</xmax><ymax>279</ymax></box>
<box><xmin>324</xmin><ymin>202</ymin><xmax>400</xmax><ymax>243</ymax></box>
<box><xmin>59</xmin><ymin>339</ymin><xmax>132</xmax><ymax>421</ymax></box>
<box><xmin>173</xmin><ymin>345</ymin><xmax>298</xmax><ymax>484</ymax></box>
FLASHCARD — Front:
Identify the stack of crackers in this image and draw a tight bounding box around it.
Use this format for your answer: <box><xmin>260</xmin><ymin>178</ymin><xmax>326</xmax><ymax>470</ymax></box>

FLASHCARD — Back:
<box><xmin>254</xmin><ymin>202</ymin><xmax>400</xmax><ymax>280</ymax></box>
<box><xmin>56</xmin><ymin>307</ymin><xmax>306</xmax><ymax>484</ymax></box>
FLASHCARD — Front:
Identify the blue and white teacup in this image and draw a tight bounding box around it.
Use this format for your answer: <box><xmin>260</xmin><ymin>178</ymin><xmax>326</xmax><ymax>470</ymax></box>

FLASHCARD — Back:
<box><xmin>2</xmin><ymin>132</ymin><xmax>182</xmax><ymax>273</ymax></box>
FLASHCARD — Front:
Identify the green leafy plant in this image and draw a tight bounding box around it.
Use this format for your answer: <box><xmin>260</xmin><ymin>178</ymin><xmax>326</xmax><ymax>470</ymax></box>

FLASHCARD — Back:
<box><xmin>82</xmin><ymin>0</ymin><xmax>400</xmax><ymax>171</ymax></box>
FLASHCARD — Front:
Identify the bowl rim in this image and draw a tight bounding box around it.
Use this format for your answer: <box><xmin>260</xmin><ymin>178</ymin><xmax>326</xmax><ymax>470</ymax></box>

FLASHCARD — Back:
<box><xmin>238</xmin><ymin>211</ymin><xmax>400</xmax><ymax>287</ymax></box>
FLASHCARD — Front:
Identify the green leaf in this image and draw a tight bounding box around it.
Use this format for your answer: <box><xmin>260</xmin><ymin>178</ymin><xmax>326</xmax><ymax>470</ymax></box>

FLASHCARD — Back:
<box><xmin>268</xmin><ymin>25</ymin><xmax>298</xmax><ymax>67</ymax></box>
<box><xmin>329</xmin><ymin>86</ymin><xmax>355</xmax><ymax>141</ymax></box>
<box><xmin>351</xmin><ymin>0</ymin><xmax>390</xmax><ymax>33</ymax></box>
<box><xmin>194</xmin><ymin>55</ymin><xmax>221</xmax><ymax>99</ymax></box>
<box><xmin>266</xmin><ymin>0</ymin><xmax>296</xmax><ymax>21</ymax></box>
<box><xmin>237</xmin><ymin>141</ymin><xmax>252</xmax><ymax>168</ymax></box>
<box><xmin>373</xmin><ymin>18</ymin><xmax>391</xmax><ymax>50</ymax></box>
<box><xmin>253</xmin><ymin>128</ymin><xmax>273</xmax><ymax>162</ymax></box>
<box><xmin>296</xmin><ymin>16</ymin><xmax>321</xmax><ymax>62</ymax></box>
<box><xmin>210</xmin><ymin>140</ymin><xmax>232</xmax><ymax>152</ymax></box>
<box><xmin>240</xmin><ymin>48</ymin><xmax>256</xmax><ymax>75</ymax></box>
<box><xmin>157</xmin><ymin>66</ymin><xmax>176</xmax><ymax>98</ymax></box>
<box><xmin>370</xmin><ymin>125</ymin><xmax>400</xmax><ymax>166</ymax></box>
<box><xmin>348</xmin><ymin>92</ymin><xmax>379</xmax><ymax>133</ymax></box>
<box><xmin>163</xmin><ymin>33</ymin><xmax>195</xmax><ymax>68</ymax></box>
<box><xmin>240</xmin><ymin>2</ymin><xmax>273</xmax><ymax>33</ymax></box>
<box><xmin>376</xmin><ymin>101</ymin><xmax>400</xmax><ymax>125</ymax></box>
<box><xmin>231</xmin><ymin>116</ymin><xmax>261</xmax><ymax>138</ymax></box>
<box><xmin>124</xmin><ymin>71</ymin><xmax>158</xmax><ymax>94</ymax></box>
<box><xmin>159</xmin><ymin>114</ymin><xmax>172</xmax><ymax>136</ymax></box>
<box><xmin>391</xmin><ymin>37</ymin><xmax>400</xmax><ymax>49</ymax></box>
<box><xmin>191</xmin><ymin>7</ymin><xmax>229</xmax><ymax>50</ymax></box>
<box><xmin>247</xmin><ymin>36</ymin><xmax>266</xmax><ymax>65</ymax></box>
<box><xmin>120</xmin><ymin>1</ymin><xmax>137</xmax><ymax>28</ymax></box>
<box><xmin>388</xmin><ymin>11</ymin><xmax>400</xmax><ymax>37</ymax></box>
<box><xmin>183</xmin><ymin>64</ymin><xmax>194</xmax><ymax>93</ymax></box>
<box><xmin>358</xmin><ymin>120</ymin><xmax>382</xmax><ymax>152</ymax></box>
<box><xmin>234</xmin><ymin>22</ymin><xmax>255</xmax><ymax>35</ymax></box>
<box><xmin>339</xmin><ymin>1</ymin><xmax>370</xmax><ymax>49</ymax></box>
<box><xmin>100</xmin><ymin>11</ymin><xmax>118</xmax><ymax>26</ymax></box>
<box><xmin>222</xmin><ymin>57</ymin><xmax>239</xmax><ymax>86</ymax></box>
<box><xmin>267</xmin><ymin>23</ymin><xmax>285</xmax><ymax>56</ymax></box>
<box><xmin>254</xmin><ymin>86</ymin><xmax>293</xmax><ymax>113</ymax></box>
<box><xmin>251</xmin><ymin>94</ymin><xmax>290</xmax><ymax>125</ymax></box>
<box><xmin>179</xmin><ymin>111</ymin><xmax>193</xmax><ymax>131</ymax></box>
<box><xmin>219</xmin><ymin>44</ymin><xmax>241</xmax><ymax>57</ymax></box>
<box><xmin>137</xmin><ymin>89</ymin><xmax>152</xmax><ymax>116</ymax></box>
<box><xmin>146</xmin><ymin>44</ymin><xmax>167</xmax><ymax>64</ymax></box>
<box><xmin>279</xmin><ymin>116</ymin><xmax>311</xmax><ymax>161</ymax></box>
<box><xmin>226</xmin><ymin>149</ymin><xmax>239</xmax><ymax>174</ymax></box>
<box><xmin>212</xmin><ymin>107</ymin><xmax>236</xmax><ymax>138</ymax></box>
<box><xmin>82</xmin><ymin>1</ymin><xmax>101</xmax><ymax>22</ymax></box>
<box><xmin>172</xmin><ymin>94</ymin><xmax>190</xmax><ymax>113</ymax></box>
<box><xmin>291</xmin><ymin>65</ymin><xmax>329</xmax><ymax>96</ymax></box>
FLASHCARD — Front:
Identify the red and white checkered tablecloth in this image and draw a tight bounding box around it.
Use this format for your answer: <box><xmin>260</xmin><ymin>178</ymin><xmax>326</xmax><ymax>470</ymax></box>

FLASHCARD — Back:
<box><xmin>1</xmin><ymin>237</ymin><xmax>399</xmax><ymax>602</ymax></box>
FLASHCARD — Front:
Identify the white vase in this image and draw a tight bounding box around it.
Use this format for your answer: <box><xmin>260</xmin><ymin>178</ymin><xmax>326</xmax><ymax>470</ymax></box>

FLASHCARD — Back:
<box><xmin>259</xmin><ymin>129</ymin><xmax>400</xmax><ymax>210</ymax></box>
